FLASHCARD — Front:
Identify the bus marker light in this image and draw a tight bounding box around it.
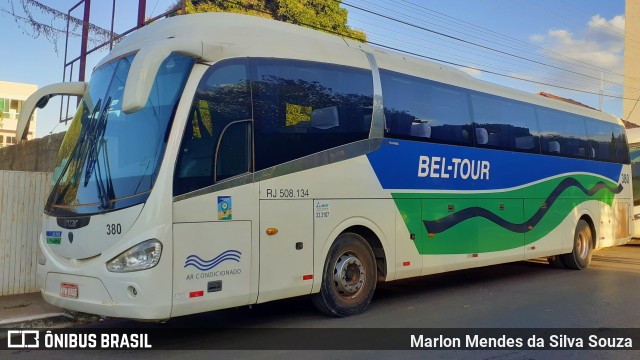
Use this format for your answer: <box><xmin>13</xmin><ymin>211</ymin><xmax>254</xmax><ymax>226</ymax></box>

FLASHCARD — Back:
<box><xmin>471</xmin><ymin>254</ymin><xmax>478</xmax><ymax>258</ymax></box>
<box><xmin>428</xmin><ymin>233</ymin><xmax>435</xmax><ymax>237</ymax></box>
<box><xmin>528</xmin><ymin>226</ymin><xmax>534</xmax><ymax>230</ymax></box>
<box><xmin>189</xmin><ymin>291</ymin><xmax>204</xmax><ymax>298</ymax></box>
<box><xmin>530</xmin><ymin>246</ymin><xmax>536</xmax><ymax>250</ymax></box>
<box><xmin>403</xmin><ymin>261</ymin><xmax>410</xmax><ymax>267</ymax></box>
<box><xmin>266</xmin><ymin>228</ymin><xmax>278</xmax><ymax>236</ymax></box>
<box><xmin>303</xmin><ymin>275</ymin><xmax>313</xmax><ymax>280</ymax></box>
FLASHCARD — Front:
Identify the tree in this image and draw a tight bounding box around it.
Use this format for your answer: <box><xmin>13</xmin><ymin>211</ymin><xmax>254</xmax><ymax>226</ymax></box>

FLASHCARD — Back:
<box><xmin>4</xmin><ymin>0</ymin><xmax>117</xmax><ymax>54</ymax></box>
<box><xmin>176</xmin><ymin>0</ymin><xmax>366</xmax><ymax>41</ymax></box>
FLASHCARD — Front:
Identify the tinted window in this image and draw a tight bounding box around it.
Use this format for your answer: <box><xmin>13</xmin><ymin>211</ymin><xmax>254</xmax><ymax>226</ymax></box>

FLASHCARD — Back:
<box><xmin>586</xmin><ymin>119</ymin><xmax>617</xmax><ymax>162</ymax></box>
<box><xmin>252</xmin><ymin>59</ymin><xmax>373</xmax><ymax>171</ymax></box>
<box><xmin>537</xmin><ymin>108</ymin><xmax>589</xmax><ymax>159</ymax></box>
<box><xmin>381</xmin><ymin>70</ymin><xmax>472</xmax><ymax>145</ymax></box>
<box><xmin>613</xmin><ymin>124</ymin><xmax>630</xmax><ymax>164</ymax></box>
<box><xmin>216</xmin><ymin>121</ymin><xmax>252</xmax><ymax>182</ymax></box>
<box><xmin>174</xmin><ymin>61</ymin><xmax>252</xmax><ymax>196</ymax></box>
<box><xmin>470</xmin><ymin>93</ymin><xmax>540</xmax><ymax>153</ymax></box>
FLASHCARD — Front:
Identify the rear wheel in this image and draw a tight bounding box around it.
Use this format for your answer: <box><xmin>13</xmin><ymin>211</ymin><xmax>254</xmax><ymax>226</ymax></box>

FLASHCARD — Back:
<box><xmin>560</xmin><ymin>219</ymin><xmax>593</xmax><ymax>270</ymax></box>
<box><xmin>312</xmin><ymin>233</ymin><xmax>376</xmax><ymax>317</ymax></box>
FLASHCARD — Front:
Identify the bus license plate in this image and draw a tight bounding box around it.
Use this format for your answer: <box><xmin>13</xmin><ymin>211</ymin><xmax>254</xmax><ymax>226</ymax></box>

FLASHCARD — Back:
<box><xmin>59</xmin><ymin>283</ymin><xmax>78</xmax><ymax>299</ymax></box>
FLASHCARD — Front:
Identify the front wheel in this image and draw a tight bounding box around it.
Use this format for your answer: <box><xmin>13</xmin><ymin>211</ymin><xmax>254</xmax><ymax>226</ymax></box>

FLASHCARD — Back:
<box><xmin>560</xmin><ymin>219</ymin><xmax>593</xmax><ymax>270</ymax></box>
<box><xmin>312</xmin><ymin>233</ymin><xmax>377</xmax><ymax>317</ymax></box>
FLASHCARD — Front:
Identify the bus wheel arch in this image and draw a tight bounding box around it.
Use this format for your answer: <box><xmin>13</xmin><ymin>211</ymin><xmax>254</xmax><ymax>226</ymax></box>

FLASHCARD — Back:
<box><xmin>340</xmin><ymin>225</ymin><xmax>387</xmax><ymax>281</ymax></box>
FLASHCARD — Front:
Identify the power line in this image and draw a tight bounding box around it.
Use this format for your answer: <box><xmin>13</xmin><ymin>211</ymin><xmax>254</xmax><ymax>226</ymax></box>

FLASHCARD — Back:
<box><xmin>366</xmin><ymin>40</ymin><xmax>634</xmax><ymax>100</ymax></box>
<box><xmin>339</xmin><ymin>0</ymin><xmax>632</xmax><ymax>90</ymax></box>
<box><xmin>349</xmin><ymin>13</ymin><xmax>611</xmax><ymax>92</ymax></box>
<box><xmin>219</xmin><ymin>0</ymin><xmax>632</xmax><ymax>101</ymax></box>
<box><xmin>351</xmin><ymin>0</ymin><xmax>628</xmax><ymax>91</ymax></box>
<box><xmin>626</xmin><ymin>97</ymin><xmax>640</xmax><ymax>121</ymax></box>
<box><xmin>392</xmin><ymin>0</ymin><xmax>627</xmax><ymax>78</ymax></box>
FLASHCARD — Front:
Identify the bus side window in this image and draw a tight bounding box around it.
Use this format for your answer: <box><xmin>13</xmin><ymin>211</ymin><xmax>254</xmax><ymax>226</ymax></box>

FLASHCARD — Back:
<box><xmin>537</xmin><ymin>108</ymin><xmax>589</xmax><ymax>159</ymax></box>
<box><xmin>251</xmin><ymin>59</ymin><xmax>373</xmax><ymax>171</ymax></box>
<box><xmin>470</xmin><ymin>92</ymin><xmax>540</xmax><ymax>153</ymax></box>
<box><xmin>613</xmin><ymin>125</ymin><xmax>629</xmax><ymax>164</ymax></box>
<box><xmin>174</xmin><ymin>61</ymin><xmax>251</xmax><ymax>196</ymax></box>
<box><xmin>380</xmin><ymin>69</ymin><xmax>472</xmax><ymax>146</ymax></box>
<box><xmin>586</xmin><ymin>118</ymin><xmax>624</xmax><ymax>163</ymax></box>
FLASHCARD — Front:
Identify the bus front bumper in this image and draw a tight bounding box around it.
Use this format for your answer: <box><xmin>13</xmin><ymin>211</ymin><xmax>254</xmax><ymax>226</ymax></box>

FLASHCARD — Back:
<box><xmin>42</xmin><ymin>272</ymin><xmax>170</xmax><ymax>320</ymax></box>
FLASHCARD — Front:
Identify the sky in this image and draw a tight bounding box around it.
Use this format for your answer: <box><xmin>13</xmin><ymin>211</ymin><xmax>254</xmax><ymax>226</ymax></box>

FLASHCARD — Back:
<box><xmin>0</xmin><ymin>0</ymin><xmax>631</xmax><ymax>138</ymax></box>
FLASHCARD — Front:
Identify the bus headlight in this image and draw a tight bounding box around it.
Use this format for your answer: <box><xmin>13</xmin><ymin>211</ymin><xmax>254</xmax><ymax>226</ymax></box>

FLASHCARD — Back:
<box><xmin>106</xmin><ymin>239</ymin><xmax>162</xmax><ymax>272</ymax></box>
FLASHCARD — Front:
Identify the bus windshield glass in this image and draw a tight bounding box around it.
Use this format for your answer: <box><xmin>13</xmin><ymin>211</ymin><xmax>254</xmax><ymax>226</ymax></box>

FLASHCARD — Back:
<box><xmin>46</xmin><ymin>53</ymin><xmax>194</xmax><ymax>216</ymax></box>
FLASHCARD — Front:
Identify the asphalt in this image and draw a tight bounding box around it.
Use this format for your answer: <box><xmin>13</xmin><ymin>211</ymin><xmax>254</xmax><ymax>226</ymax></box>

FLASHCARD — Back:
<box><xmin>0</xmin><ymin>292</ymin><xmax>100</xmax><ymax>328</ymax></box>
<box><xmin>1</xmin><ymin>240</ymin><xmax>638</xmax><ymax>328</ymax></box>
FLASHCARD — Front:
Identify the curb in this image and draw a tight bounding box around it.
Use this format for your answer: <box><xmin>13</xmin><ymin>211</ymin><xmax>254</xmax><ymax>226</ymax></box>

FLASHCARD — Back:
<box><xmin>0</xmin><ymin>313</ymin><xmax>73</xmax><ymax>327</ymax></box>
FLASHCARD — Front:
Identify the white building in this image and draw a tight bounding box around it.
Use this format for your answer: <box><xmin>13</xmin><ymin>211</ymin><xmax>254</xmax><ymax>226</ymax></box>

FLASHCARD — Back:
<box><xmin>624</xmin><ymin>0</ymin><xmax>640</xmax><ymax>125</ymax></box>
<box><xmin>0</xmin><ymin>81</ymin><xmax>37</xmax><ymax>147</ymax></box>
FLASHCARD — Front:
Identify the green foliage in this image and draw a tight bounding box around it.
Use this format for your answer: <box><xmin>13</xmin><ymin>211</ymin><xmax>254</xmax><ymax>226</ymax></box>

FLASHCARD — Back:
<box><xmin>177</xmin><ymin>0</ymin><xmax>366</xmax><ymax>41</ymax></box>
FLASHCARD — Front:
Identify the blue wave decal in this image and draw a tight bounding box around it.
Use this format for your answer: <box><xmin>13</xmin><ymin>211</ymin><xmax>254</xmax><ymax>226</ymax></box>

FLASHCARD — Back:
<box><xmin>184</xmin><ymin>250</ymin><xmax>242</xmax><ymax>271</ymax></box>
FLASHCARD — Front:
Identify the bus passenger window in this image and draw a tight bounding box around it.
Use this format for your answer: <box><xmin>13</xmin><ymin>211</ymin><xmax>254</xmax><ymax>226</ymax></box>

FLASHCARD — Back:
<box><xmin>380</xmin><ymin>69</ymin><xmax>472</xmax><ymax>146</ymax></box>
<box><xmin>470</xmin><ymin>92</ymin><xmax>539</xmax><ymax>152</ymax></box>
<box><xmin>537</xmin><ymin>108</ymin><xmax>588</xmax><ymax>159</ymax></box>
<box><xmin>252</xmin><ymin>59</ymin><xmax>373</xmax><ymax>171</ymax></box>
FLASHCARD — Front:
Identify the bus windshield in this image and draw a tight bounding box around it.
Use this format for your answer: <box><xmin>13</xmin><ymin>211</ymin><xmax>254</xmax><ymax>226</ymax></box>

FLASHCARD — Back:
<box><xmin>45</xmin><ymin>53</ymin><xmax>194</xmax><ymax>216</ymax></box>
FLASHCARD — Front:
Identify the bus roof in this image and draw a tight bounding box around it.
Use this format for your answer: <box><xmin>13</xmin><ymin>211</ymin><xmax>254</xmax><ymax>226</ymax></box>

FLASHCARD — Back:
<box><xmin>101</xmin><ymin>12</ymin><xmax>621</xmax><ymax>127</ymax></box>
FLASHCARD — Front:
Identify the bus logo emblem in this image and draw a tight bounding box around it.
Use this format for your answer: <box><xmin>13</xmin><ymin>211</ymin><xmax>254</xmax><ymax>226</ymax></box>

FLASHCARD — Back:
<box><xmin>218</xmin><ymin>196</ymin><xmax>232</xmax><ymax>220</ymax></box>
<box><xmin>184</xmin><ymin>250</ymin><xmax>242</xmax><ymax>271</ymax></box>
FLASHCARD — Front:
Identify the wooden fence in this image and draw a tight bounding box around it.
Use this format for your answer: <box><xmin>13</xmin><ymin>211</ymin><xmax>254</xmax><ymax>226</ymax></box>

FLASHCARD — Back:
<box><xmin>0</xmin><ymin>170</ymin><xmax>51</xmax><ymax>296</ymax></box>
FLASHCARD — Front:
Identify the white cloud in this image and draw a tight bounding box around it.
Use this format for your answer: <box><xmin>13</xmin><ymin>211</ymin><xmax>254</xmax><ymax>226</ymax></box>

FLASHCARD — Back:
<box><xmin>530</xmin><ymin>14</ymin><xmax>625</xmax><ymax>91</ymax></box>
<box><xmin>529</xmin><ymin>34</ymin><xmax>545</xmax><ymax>43</ymax></box>
<box><xmin>588</xmin><ymin>14</ymin><xmax>625</xmax><ymax>33</ymax></box>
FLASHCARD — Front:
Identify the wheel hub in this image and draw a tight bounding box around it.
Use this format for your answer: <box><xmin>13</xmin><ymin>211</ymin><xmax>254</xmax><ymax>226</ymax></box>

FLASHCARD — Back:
<box><xmin>577</xmin><ymin>233</ymin><xmax>589</xmax><ymax>259</ymax></box>
<box><xmin>333</xmin><ymin>253</ymin><xmax>365</xmax><ymax>296</ymax></box>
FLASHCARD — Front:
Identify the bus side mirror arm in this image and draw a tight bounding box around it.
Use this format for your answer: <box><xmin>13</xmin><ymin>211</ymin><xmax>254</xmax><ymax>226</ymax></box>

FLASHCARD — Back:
<box><xmin>16</xmin><ymin>81</ymin><xmax>88</xmax><ymax>142</ymax></box>
<box><xmin>121</xmin><ymin>38</ymin><xmax>220</xmax><ymax>114</ymax></box>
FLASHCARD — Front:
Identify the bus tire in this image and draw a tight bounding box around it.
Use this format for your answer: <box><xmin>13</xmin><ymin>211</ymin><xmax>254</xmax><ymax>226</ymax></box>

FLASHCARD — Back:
<box><xmin>560</xmin><ymin>219</ymin><xmax>593</xmax><ymax>270</ymax></box>
<box><xmin>547</xmin><ymin>255</ymin><xmax>565</xmax><ymax>269</ymax></box>
<box><xmin>312</xmin><ymin>232</ymin><xmax>377</xmax><ymax>317</ymax></box>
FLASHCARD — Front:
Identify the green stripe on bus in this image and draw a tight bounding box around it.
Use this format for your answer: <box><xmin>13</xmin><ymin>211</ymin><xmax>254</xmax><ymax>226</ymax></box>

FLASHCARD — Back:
<box><xmin>392</xmin><ymin>174</ymin><xmax>618</xmax><ymax>254</ymax></box>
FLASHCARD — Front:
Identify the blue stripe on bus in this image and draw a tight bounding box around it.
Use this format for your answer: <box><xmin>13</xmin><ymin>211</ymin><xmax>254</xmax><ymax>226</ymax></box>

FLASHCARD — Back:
<box><xmin>366</xmin><ymin>140</ymin><xmax>623</xmax><ymax>191</ymax></box>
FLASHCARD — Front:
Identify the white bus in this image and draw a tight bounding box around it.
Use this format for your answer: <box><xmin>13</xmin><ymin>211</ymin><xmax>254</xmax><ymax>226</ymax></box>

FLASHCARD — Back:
<box><xmin>18</xmin><ymin>13</ymin><xmax>632</xmax><ymax>320</ymax></box>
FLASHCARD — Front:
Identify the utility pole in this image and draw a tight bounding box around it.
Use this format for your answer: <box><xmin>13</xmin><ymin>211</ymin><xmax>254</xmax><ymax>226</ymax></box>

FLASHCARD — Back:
<box><xmin>599</xmin><ymin>72</ymin><xmax>603</xmax><ymax>111</ymax></box>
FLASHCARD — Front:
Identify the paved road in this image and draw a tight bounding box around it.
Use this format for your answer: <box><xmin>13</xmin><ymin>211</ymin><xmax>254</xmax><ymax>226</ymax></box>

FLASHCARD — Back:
<box><xmin>6</xmin><ymin>243</ymin><xmax>640</xmax><ymax>359</ymax></box>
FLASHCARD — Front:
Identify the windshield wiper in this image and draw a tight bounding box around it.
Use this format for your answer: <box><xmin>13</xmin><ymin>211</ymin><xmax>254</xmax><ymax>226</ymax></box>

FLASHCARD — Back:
<box><xmin>48</xmin><ymin>99</ymin><xmax>102</xmax><ymax>210</ymax></box>
<box><xmin>95</xmin><ymin>138</ymin><xmax>115</xmax><ymax>210</ymax></box>
<box><xmin>83</xmin><ymin>97</ymin><xmax>114</xmax><ymax>210</ymax></box>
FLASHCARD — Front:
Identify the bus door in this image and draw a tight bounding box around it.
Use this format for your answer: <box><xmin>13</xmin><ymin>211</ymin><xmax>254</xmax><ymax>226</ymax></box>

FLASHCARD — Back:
<box><xmin>257</xmin><ymin>194</ymin><xmax>314</xmax><ymax>303</ymax></box>
<box><xmin>171</xmin><ymin>60</ymin><xmax>255</xmax><ymax>315</ymax></box>
<box><xmin>173</xmin><ymin>189</ymin><xmax>254</xmax><ymax>316</ymax></box>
